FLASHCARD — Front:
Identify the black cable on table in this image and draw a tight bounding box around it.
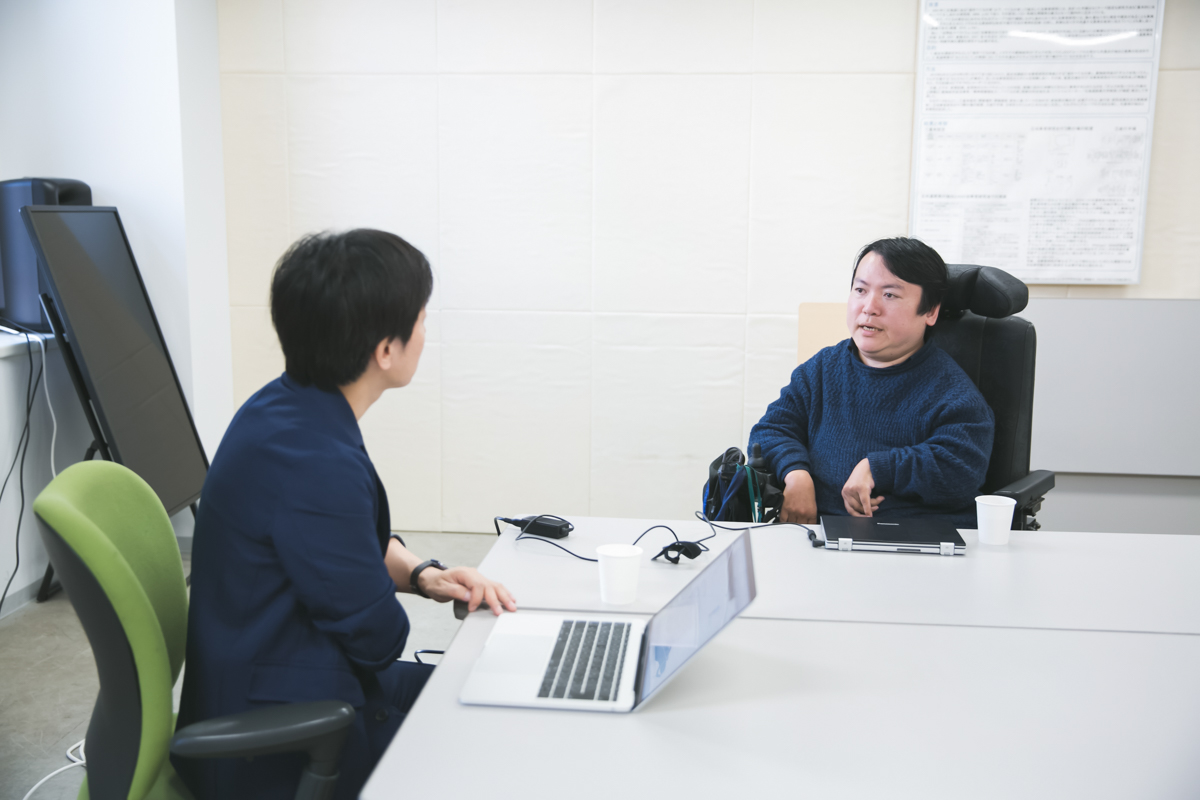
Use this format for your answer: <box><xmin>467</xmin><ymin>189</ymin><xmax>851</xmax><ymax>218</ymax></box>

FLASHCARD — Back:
<box><xmin>694</xmin><ymin>511</ymin><xmax>822</xmax><ymax>547</ymax></box>
<box><xmin>513</xmin><ymin>533</ymin><xmax>598</xmax><ymax>562</ymax></box>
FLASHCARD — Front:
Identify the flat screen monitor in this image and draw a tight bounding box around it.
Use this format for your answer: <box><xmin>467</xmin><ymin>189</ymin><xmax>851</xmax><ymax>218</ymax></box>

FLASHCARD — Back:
<box><xmin>21</xmin><ymin>206</ymin><xmax>207</xmax><ymax>515</ymax></box>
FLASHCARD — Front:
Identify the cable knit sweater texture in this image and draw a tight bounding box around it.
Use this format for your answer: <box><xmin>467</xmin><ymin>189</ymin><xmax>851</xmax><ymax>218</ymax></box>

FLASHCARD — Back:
<box><xmin>749</xmin><ymin>339</ymin><xmax>995</xmax><ymax>527</ymax></box>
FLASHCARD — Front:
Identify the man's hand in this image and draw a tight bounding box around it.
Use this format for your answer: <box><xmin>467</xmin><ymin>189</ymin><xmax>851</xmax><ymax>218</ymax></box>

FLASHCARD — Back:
<box><xmin>386</xmin><ymin>538</ymin><xmax>516</xmax><ymax>616</ymax></box>
<box><xmin>418</xmin><ymin>566</ymin><xmax>517</xmax><ymax>616</ymax></box>
<box><xmin>842</xmin><ymin>458</ymin><xmax>883</xmax><ymax>517</ymax></box>
<box><xmin>781</xmin><ymin>469</ymin><xmax>818</xmax><ymax>524</ymax></box>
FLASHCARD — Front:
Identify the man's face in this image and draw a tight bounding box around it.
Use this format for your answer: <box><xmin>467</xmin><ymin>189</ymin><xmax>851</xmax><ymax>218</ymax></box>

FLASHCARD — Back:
<box><xmin>846</xmin><ymin>252</ymin><xmax>939</xmax><ymax>368</ymax></box>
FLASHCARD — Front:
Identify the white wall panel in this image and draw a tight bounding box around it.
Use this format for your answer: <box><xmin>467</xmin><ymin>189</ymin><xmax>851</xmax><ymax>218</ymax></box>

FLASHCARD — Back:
<box><xmin>286</xmin><ymin>76</ymin><xmax>440</xmax><ymax>303</ymax></box>
<box><xmin>438</xmin><ymin>76</ymin><xmax>591</xmax><ymax>311</ymax></box>
<box><xmin>742</xmin><ymin>313</ymin><xmax>798</xmax><ymax>447</ymax></box>
<box><xmin>217</xmin><ymin>0</ymin><xmax>285</xmax><ymax>72</ymax></box>
<box><xmin>1161</xmin><ymin>0</ymin><xmax>1200</xmax><ymax>70</ymax></box>
<box><xmin>283</xmin><ymin>0</ymin><xmax>436</xmax><ymax>73</ymax></box>
<box><xmin>230</xmin><ymin>305</ymin><xmax>283</xmax><ymax>405</ymax></box>
<box><xmin>595</xmin><ymin>0</ymin><xmax>753</xmax><ymax>73</ymax></box>
<box><xmin>592</xmin><ymin>313</ymin><xmax>745</xmax><ymax>519</ymax></box>
<box><xmin>361</xmin><ymin>314</ymin><xmax>442</xmax><ymax>532</ymax></box>
<box><xmin>594</xmin><ymin>76</ymin><xmax>751</xmax><ymax>314</ymax></box>
<box><xmin>440</xmin><ymin>312</ymin><xmax>591</xmax><ymax>532</ymax></box>
<box><xmin>437</xmin><ymin>0</ymin><xmax>593</xmax><ymax>73</ymax></box>
<box><xmin>748</xmin><ymin>74</ymin><xmax>913</xmax><ymax>312</ymax></box>
<box><xmin>178</xmin><ymin>0</ymin><xmax>235</xmax><ymax>460</ymax></box>
<box><xmin>752</xmin><ymin>0</ymin><xmax>918</xmax><ymax>73</ymax></box>
<box><xmin>221</xmin><ymin>75</ymin><xmax>291</xmax><ymax>307</ymax></box>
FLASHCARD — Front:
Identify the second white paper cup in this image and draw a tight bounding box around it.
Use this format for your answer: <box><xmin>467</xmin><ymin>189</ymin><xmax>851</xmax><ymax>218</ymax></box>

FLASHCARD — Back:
<box><xmin>976</xmin><ymin>495</ymin><xmax>1017</xmax><ymax>545</ymax></box>
<box><xmin>596</xmin><ymin>544</ymin><xmax>643</xmax><ymax>605</ymax></box>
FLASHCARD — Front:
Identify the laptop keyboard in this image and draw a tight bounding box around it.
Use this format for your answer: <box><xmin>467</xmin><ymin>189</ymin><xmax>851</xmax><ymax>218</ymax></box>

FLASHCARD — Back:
<box><xmin>537</xmin><ymin>620</ymin><xmax>631</xmax><ymax>701</ymax></box>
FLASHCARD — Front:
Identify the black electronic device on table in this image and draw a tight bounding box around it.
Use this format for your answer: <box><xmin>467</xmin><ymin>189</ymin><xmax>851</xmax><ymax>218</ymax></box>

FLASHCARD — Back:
<box><xmin>20</xmin><ymin>206</ymin><xmax>209</xmax><ymax>597</ymax></box>
<box><xmin>820</xmin><ymin>515</ymin><xmax>966</xmax><ymax>556</ymax></box>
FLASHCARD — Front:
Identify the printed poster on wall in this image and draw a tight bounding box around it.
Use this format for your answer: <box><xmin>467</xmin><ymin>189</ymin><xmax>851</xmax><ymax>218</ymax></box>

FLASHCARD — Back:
<box><xmin>910</xmin><ymin>0</ymin><xmax>1165</xmax><ymax>284</ymax></box>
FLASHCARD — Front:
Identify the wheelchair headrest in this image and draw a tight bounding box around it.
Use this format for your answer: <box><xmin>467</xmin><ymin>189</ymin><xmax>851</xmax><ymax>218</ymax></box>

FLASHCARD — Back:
<box><xmin>942</xmin><ymin>264</ymin><xmax>1028</xmax><ymax>319</ymax></box>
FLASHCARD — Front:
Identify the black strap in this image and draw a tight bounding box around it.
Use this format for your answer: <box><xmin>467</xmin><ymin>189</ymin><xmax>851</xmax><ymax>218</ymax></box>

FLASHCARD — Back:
<box><xmin>409</xmin><ymin>560</ymin><xmax>446</xmax><ymax>598</ymax></box>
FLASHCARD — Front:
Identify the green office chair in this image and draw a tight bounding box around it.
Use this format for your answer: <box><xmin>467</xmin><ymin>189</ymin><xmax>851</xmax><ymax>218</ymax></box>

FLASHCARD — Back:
<box><xmin>33</xmin><ymin>460</ymin><xmax>355</xmax><ymax>800</ymax></box>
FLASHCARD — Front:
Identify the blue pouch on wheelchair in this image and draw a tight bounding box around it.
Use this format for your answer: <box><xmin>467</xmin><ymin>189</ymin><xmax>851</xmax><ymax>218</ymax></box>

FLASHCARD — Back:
<box><xmin>702</xmin><ymin>445</ymin><xmax>782</xmax><ymax>523</ymax></box>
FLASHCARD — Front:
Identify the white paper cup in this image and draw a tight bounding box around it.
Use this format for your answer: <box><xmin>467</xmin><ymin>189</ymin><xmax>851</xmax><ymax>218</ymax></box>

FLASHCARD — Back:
<box><xmin>596</xmin><ymin>544</ymin><xmax>643</xmax><ymax>605</ymax></box>
<box><xmin>976</xmin><ymin>495</ymin><xmax>1017</xmax><ymax>545</ymax></box>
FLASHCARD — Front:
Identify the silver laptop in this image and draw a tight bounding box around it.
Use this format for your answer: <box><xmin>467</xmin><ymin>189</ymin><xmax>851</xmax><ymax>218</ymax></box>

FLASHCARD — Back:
<box><xmin>460</xmin><ymin>531</ymin><xmax>756</xmax><ymax>712</ymax></box>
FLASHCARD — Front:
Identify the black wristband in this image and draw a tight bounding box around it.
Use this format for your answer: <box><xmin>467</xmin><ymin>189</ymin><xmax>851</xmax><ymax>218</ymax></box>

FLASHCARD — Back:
<box><xmin>409</xmin><ymin>559</ymin><xmax>447</xmax><ymax>598</ymax></box>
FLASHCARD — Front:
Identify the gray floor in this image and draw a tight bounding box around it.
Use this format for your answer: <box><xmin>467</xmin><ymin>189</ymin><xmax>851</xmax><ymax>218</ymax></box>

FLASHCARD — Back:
<box><xmin>0</xmin><ymin>531</ymin><xmax>497</xmax><ymax>800</ymax></box>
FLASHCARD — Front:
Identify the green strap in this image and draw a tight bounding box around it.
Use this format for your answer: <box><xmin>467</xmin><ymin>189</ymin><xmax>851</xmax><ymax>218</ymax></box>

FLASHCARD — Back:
<box><xmin>744</xmin><ymin>466</ymin><xmax>762</xmax><ymax>523</ymax></box>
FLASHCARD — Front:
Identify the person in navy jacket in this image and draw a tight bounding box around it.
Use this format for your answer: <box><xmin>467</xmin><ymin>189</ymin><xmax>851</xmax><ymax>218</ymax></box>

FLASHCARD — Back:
<box><xmin>175</xmin><ymin>230</ymin><xmax>516</xmax><ymax>799</ymax></box>
<box><xmin>750</xmin><ymin>238</ymin><xmax>995</xmax><ymax>528</ymax></box>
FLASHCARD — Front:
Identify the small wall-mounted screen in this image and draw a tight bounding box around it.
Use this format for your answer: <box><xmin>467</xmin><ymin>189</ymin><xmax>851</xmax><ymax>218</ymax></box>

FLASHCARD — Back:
<box><xmin>22</xmin><ymin>206</ymin><xmax>207</xmax><ymax>515</ymax></box>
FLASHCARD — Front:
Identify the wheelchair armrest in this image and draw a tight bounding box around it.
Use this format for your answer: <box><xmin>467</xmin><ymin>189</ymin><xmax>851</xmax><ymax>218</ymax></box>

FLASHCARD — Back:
<box><xmin>994</xmin><ymin>469</ymin><xmax>1055</xmax><ymax>511</ymax></box>
<box><xmin>170</xmin><ymin>700</ymin><xmax>354</xmax><ymax>769</ymax></box>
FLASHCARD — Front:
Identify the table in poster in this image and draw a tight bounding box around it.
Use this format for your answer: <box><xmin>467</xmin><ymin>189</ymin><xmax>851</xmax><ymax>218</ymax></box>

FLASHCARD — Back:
<box><xmin>362</xmin><ymin>517</ymin><xmax>1200</xmax><ymax>799</ymax></box>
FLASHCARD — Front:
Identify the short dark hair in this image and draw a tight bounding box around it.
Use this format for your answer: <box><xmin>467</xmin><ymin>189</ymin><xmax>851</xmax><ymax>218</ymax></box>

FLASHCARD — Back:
<box><xmin>271</xmin><ymin>229</ymin><xmax>433</xmax><ymax>391</ymax></box>
<box><xmin>851</xmin><ymin>237</ymin><xmax>947</xmax><ymax>315</ymax></box>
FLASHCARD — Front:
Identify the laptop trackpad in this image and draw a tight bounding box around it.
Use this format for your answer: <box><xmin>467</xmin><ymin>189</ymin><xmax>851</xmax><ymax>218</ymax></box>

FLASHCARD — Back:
<box><xmin>476</xmin><ymin>634</ymin><xmax>556</xmax><ymax>674</ymax></box>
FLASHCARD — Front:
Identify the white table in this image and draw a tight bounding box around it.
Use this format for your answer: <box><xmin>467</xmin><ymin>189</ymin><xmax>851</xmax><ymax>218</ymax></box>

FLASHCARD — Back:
<box><xmin>362</xmin><ymin>518</ymin><xmax>1200</xmax><ymax>799</ymax></box>
<box><xmin>364</xmin><ymin>613</ymin><xmax>1200</xmax><ymax>800</ymax></box>
<box><xmin>479</xmin><ymin>516</ymin><xmax>740</xmax><ymax>614</ymax></box>
<box><xmin>482</xmin><ymin>517</ymin><xmax>1200</xmax><ymax>635</ymax></box>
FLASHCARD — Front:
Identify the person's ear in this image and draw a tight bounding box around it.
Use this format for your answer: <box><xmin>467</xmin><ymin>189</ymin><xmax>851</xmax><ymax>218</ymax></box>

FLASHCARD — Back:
<box><xmin>373</xmin><ymin>337</ymin><xmax>394</xmax><ymax>371</ymax></box>
<box><xmin>924</xmin><ymin>303</ymin><xmax>941</xmax><ymax>327</ymax></box>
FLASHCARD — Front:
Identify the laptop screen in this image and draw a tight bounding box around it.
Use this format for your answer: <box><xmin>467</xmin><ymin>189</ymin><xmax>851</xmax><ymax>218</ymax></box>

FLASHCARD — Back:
<box><xmin>635</xmin><ymin>531</ymin><xmax>756</xmax><ymax>706</ymax></box>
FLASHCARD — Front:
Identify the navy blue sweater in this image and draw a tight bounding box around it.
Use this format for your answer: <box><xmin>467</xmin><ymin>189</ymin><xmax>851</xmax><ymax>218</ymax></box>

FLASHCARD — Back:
<box><xmin>749</xmin><ymin>340</ymin><xmax>994</xmax><ymax>527</ymax></box>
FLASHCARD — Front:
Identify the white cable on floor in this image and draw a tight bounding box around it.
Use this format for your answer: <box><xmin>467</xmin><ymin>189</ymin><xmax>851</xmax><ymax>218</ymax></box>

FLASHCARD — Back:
<box><xmin>66</xmin><ymin>738</ymin><xmax>86</xmax><ymax>764</ymax></box>
<box><xmin>21</xmin><ymin>738</ymin><xmax>87</xmax><ymax>800</ymax></box>
<box><xmin>21</xmin><ymin>762</ymin><xmax>83</xmax><ymax>800</ymax></box>
<box><xmin>33</xmin><ymin>333</ymin><xmax>57</xmax><ymax>477</ymax></box>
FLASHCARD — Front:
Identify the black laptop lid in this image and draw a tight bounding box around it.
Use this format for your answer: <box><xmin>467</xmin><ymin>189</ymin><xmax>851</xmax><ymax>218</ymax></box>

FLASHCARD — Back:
<box><xmin>821</xmin><ymin>516</ymin><xmax>966</xmax><ymax>546</ymax></box>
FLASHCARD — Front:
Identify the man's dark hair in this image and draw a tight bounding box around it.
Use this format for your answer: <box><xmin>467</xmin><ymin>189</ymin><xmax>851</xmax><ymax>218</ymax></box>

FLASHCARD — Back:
<box><xmin>271</xmin><ymin>229</ymin><xmax>433</xmax><ymax>391</ymax></box>
<box><xmin>851</xmin><ymin>237</ymin><xmax>947</xmax><ymax>315</ymax></box>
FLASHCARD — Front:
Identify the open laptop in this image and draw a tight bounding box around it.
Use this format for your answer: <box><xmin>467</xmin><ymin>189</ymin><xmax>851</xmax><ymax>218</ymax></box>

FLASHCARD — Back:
<box><xmin>460</xmin><ymin>531</ymin><xmax>756</xmax><ymax>712</ymax></box>
<box><xmin>821</xmin><ymin>515</ymin><xmax>966</xmax><ymax>555</ymax></box>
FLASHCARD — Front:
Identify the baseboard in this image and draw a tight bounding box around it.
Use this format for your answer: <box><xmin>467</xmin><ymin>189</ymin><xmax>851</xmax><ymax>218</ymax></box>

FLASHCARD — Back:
<box><xmin>0</xmin><ymin>577</ymin><xmax>44</xmax><ymax>622</ymax></box>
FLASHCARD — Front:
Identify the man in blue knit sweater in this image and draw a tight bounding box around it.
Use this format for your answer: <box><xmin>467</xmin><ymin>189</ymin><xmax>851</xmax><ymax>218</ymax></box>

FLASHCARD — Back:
<box><xmin>749</xmin><ymin>238</ymin><xmax>994</xmax><ymax>528</ymax></box>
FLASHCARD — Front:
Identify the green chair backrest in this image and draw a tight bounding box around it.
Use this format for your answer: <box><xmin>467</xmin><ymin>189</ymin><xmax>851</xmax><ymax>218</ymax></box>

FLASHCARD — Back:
<box><xmin>34</xmin><ymin>460</ymin><xmax>189</xmax><ymax>800</ymax></box>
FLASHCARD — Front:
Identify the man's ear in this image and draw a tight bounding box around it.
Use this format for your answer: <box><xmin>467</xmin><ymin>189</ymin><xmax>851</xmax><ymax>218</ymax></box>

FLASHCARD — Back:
<box><xmin>373</xmin><ymin>337</ymin><xmax>394</xmax><ymax>371</ymax></box>
<box><xmin>924</xmin><ymin>303</ymin><xmax>941</xmax><ymax>327</ymax></box>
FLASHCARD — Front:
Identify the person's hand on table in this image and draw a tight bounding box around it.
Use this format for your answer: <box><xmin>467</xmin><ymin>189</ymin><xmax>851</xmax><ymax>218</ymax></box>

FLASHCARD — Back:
<box><xmin>781</xmin><ymin>469</ymin><xmax>819</xmax><ymax>524</ymax></box>
<box><xmin>418</xmin><ymin>566</ymin><xmax>517</xmax><ymax>616</ymax></box>
<box><xmin>842</xmin><ymin>458</ymin><xmax>883</xmax><ymax>517</ymax></box>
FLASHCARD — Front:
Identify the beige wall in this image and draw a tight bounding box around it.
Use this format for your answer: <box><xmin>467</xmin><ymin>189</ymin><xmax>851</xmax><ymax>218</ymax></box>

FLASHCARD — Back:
<box><xmin>216</xmin><ymin>0</ymin><xmax>1200</xmax><ymax>532</ymax></box>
